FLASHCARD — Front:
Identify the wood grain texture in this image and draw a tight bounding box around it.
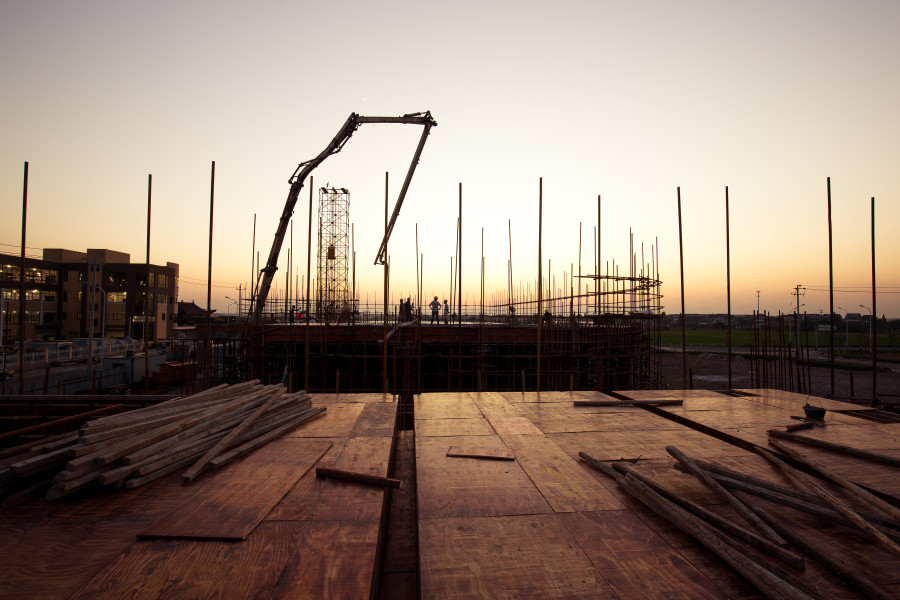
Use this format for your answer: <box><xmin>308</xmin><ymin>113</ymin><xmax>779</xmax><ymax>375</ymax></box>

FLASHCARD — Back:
<box><xmin>138</xmin><ymin>439</ymin><xmax>331</xmax><ymax>540</ymax></box>
<box><xmin>415</xmin><ymin>417</ymin><xmax>495</xmax><ymax>437</ymax></box>
<box><xmin>283</xmin><ymin>402</ymin><xmax>365</xmax><ymax>438</ymax></box>
<box><xmin>446</xmin><ymin>445</ymin><xmax>515</xmax><ymax>460</ymax></box>
<box><xmin>348</xmin><ymin>401</ymin><xmax>397</xmax><ymax>438</ymax></box>
<box><xmin>419</xmin><ymin>514</ymin><xmax>617</xmax><ymax>599</ymax></box>
<box><xmin>503</xmin><ymin>434</ymin><xmax>626</xmax><ymax>512</ymax></box>
<box><xmin>311</xmin><ymin>436</ymin><xmax>393</xmax><ymax>522</ymax></box>
<box><xmin>414</xmin><ymin>393</ymin><xmax>483</xmax><ymax>419</ymax></box>
<box><xmin>416</xmin><ymin>434</ymin><xmax>552</xmax><ymax>519</ymax></box>
<box><xmin>559</xmin><ymin>509</ymin><xmax>730</xmax><ymax>599</ymax></box>
<box><xmin>268</xmin><ymin>520</ymin><xmax>380</xmax><ymax>600</ymax></box>
<box><xmin>70</xmin><ymin>521</ymin><xmax>306</xmax><ymax>600</ymax></box>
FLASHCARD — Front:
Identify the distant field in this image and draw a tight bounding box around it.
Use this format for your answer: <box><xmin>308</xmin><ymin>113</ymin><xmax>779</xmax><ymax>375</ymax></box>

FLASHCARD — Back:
<box><xmin>661</xmin><ymin>328</ymin><xmax>898</xmax><ymax>352</ymax></box>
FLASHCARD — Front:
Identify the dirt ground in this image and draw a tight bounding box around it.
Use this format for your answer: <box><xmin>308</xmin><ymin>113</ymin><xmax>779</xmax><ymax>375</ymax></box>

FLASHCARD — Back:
<box><xmin>659</xmin><ymin>350</ymin><xmax>900</xmax><ymax>404</ymax></box>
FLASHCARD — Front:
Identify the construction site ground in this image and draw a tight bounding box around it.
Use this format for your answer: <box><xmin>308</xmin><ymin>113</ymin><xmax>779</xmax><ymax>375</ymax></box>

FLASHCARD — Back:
<box><xmin>2</xmin><ymin>388</ymin><xmax>900</xmax><ymax>599</ymax></box>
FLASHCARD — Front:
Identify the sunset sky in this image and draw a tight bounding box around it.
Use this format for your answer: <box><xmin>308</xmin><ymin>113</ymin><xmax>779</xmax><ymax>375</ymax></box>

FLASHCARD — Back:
<box><xmin>2</xmin><ymin>0</ymin><xmax>898</xmax><ymax>318</ymax></box>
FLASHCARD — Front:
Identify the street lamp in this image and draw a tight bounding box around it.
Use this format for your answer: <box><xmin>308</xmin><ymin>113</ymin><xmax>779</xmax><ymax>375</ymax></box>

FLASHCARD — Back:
<box><xmin>225</xmin><ymin>296</ymin><xmax>238</xmax><ymax>318</ymax></box>
<box><xmin>860</xmin><ymin>304</ymin><xmax>873</xmax><ymax>359</ymax></box>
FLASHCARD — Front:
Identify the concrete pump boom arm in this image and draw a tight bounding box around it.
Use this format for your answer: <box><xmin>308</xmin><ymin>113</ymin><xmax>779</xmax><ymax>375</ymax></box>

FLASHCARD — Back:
<box><xmin>252</xmin><ymin>111</ymin><xmax>436</xmax><ymax>320</ymax></box>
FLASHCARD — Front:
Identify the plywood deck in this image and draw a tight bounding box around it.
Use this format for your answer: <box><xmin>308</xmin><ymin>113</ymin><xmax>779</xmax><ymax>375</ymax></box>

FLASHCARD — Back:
<box><xmin>4</xmin><ymin>387</ymin><xmax>900</xmax><ymax>599</ymax></box>
<box><xmin>0</xmin><ymin>393</ymin><xmax>396</xmax><ymax>600</ymax></box>
<box><xmin>417</xmin><ymin>390</ymin><xmax>900</xmax><ymax>599</ymax></box>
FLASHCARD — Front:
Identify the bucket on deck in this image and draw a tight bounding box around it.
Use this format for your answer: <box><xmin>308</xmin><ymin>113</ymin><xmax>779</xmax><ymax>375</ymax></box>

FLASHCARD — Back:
<box><xmin>803</xmin><ymin>404</ymin><xmax>826</xmax><ymax>421</ymax></box>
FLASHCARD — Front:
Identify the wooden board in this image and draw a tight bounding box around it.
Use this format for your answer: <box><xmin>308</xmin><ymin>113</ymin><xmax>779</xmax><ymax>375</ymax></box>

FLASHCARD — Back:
<box><xmin>419</xmin><ymin>514</ymin><xmax>617</xmax><ymax>599</ymax></box>
<box><xmin>558</xmin><ymin>509</ymin><xmax>730</xmax><ymax>599</ymax></box>
<box><xmin>311</xmin><ymin>436</ymin><xmax>393</xmax><ymax>522</ymax></box>
<box><xmin>415</xmin><ymin>417</ymin><xmax>495</xmax><ymax>437</ymax></box>
<box><xmin>414</xmin><ymin>392</ymin><xmax>483</xmax><ymax>420</ymax></box>
<box><xmin>516</xmin><ymin>403</ymin><xmax>683</xmax><ymax>434</ymax></box>
<box><xmin>348</xmin><ymin>401</ymin><xmax>397</xmax><ymax>438</ymax></box>
<box><xmin>138</xmin><ymin>439</ymin><xmax>332</xmax><ymax>540</ymax></box>
<box><xmin>284</xmin><ymin>402</ymin><xmax>365</xmax><ymax>438</ymax></box>
<box><xmin>446</xmin><ymin>445</ymin><xmax>515</xmax><ymax>460</ymax></box>
<box><xmin>551</xmin><ymin>427</ymin><xmax>747</xmax><ymax>463</ymax></box>
<box><xmin>416</xmin><ymin>434</ymin><xmax>552</xmax><ymax>519</ymax></box>
<box><xmin>502</xmin><ymin>434</ymin><xmax>626</xmax><ymax>512</ymax></box>
<box><xmin>70</xmin><ymin>521</ymin><xmax>306</xmax><ymax>600</ymax></box>
<box><xmin>268</xmin><ymin>520</ymin><xmax>381</xmax><ymax>600</ymax></box>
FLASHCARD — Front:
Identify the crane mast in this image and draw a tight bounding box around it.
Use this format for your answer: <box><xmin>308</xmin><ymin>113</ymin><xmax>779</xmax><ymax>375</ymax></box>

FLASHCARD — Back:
<box><xmin>252</xmin><ymin>111</ymin><xmax>436</xmax><ymax>321</ymax></box>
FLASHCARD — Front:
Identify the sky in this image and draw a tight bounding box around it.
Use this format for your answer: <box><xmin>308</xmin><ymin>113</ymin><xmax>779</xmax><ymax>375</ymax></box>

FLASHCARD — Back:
<box><xmin>2</xmin><ymin>0</ymin><xmax>898</xmax><ymax>318</ymax></box>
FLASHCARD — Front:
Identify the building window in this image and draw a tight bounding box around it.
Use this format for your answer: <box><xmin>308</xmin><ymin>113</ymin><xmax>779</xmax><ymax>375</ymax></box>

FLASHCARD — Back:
<box><xmin>44</xmin><ymin>293</ymin><xmax>57</xmax><ymax>303</ymax></box>
<box><xmin>43</xmin><ymin>312</ymin><xmax>56</xmax><ymax>325</ymax></box>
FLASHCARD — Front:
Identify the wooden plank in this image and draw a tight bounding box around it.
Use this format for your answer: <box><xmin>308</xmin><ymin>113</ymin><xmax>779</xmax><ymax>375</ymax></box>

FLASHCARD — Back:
<box><xmin>574</xmin><ymin>399</ymin><xmax>684</xmax><ymax>407</ymax></box>
<box><xmin>268</xmin><ymin>520</ymin><xmax>380</xmax><ymax>600</ymax></box>
<box><xmin>559</xmin><ymin>509</ymin><xmax>731</xmax><ymax>599</ymax></box>
<box><xmin>263</xmin><ymin>439</ymin><xmax>344</xmax><ymax>522</ymax></box>
<box><xmin>138</xmin><ymin>439</ymin><xmax>332</xmax><ymax>540</ymax></box>
<box><xmin>503</xmin><ymin>434</ymin><xmax>626</xmax><ymax>512</ymax></box>
<box><xmin>516</xmin><ymin>403</ymin><xmax>683</xmax><ymax>434</ymax></box>
<box><xmin>281</xmin><ymin>402</ymin><xmax>364</xmax><ymax>438</ymax></box>
<box><xmin>311</xmin><ymin>436</ymin><xmax>394</xmax><ymax>522</ymax></box>
<box><xmin>446</xmin><ymin>445</ymin><xmax>515</xmax><ymax>460</ymax></box>
<box><xmin>416</xmin><ymin>434</ymin><xmax>552</xmax><ymax>519</ymax></box>
<box><xmin>415</xmin><ymin>417</ymin><xmax>495</xmax><ymax>437</ymax></box>
<box><xmin>315</xmin><ymin>467</ymin><xmax>401</xmax><ymax>488</ymax></box>
<box><xmin>348</xmin><ymin>401</ymin><xmax>397</xmax><ymax>438</ymax></box>
<box><xmin>70</xmin><ymin>521</ymin><xmax>307</xmax><ymax>600</ymax></box>
<box><xmin>419</xmin><ymin>514</ymin><xmax>617</xmax><ymax>599</ymax></box>
<box><xmin>414</xmin><ymin>392</ymin><xmax>482</xmax><ymax>420</ymax></box>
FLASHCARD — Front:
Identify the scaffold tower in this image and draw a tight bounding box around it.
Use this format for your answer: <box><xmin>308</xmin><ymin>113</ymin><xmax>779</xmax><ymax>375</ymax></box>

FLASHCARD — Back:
<box><xmin>316</xmin><ymin>187</ymin><xmax>350</xmax><ymax>322</ymax></box>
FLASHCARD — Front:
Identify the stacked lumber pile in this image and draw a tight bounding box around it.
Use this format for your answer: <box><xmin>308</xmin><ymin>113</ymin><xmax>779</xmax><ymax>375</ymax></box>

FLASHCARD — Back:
<box><xmin>0</xmin><ymin>382</ymin><xmax>324</xmax><ymax>506</ymax></box>
<box><xmin>582</xmin><ymin>440</ymin><xmax>900</xmax><ymax>600</ymax></box>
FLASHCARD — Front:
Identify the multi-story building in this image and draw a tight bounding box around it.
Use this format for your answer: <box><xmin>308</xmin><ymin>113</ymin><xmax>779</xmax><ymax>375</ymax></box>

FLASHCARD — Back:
<box><xmin>0</xmin><ymin>248</ymin><xmax>178</xmax><ymax>343</ymax></box>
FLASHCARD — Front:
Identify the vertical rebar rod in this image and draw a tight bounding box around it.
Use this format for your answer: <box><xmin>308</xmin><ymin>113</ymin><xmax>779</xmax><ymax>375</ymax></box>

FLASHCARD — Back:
<box><xmin>537</xmin><ymin>177</ymin><xmax>543</xmax><ymax>393</ymax></box>
<box><xmin>207</xmin><ymin>161</ymin><xmax>215</xmax><ymax>387</ymax></box>
<box><xmin>305</xmin><ymin>176</ymin><xmax>313</xmax><ymax>390</ymax></box>
<box><xmin>677</xmin><ymin>187</ymin><xmax>687</xmax><ymax>388</ymax></box>
<box><xmin>597</xmin><ymin>195</ymin><xmax>601</xmax><ymax>315</ymax></box>
<box><xmin>827</xmin><ymin>177</ymin><xmax>835</xmax><ymax>396</ymax></box>
<box><xmin>145</xmin><ymin>174</ymin><xmax>151</xmax><ymax>395</ymax></box>
<box><xmin>458</xmin><ymin>182</ymin><xmax>462</xmax><ymax>330</ymax></box>
<box><xmin>871</xmin><ymin>196</ymin><xmax>877</xmax><ymax>401</ymax></box>
<box><xmin>383</xmin><ymin>172</ymin><xmax>389</xmax><ymax>394</ymax></box>
<box><xmin>18</xmin><ymin>162</ymin><xmax>27</xmax><ymax>393</ymax></box>
<box><xmin>726</xmin><ymin>186</ymin><xmax>732</xmax><ymax>389</ymax></box>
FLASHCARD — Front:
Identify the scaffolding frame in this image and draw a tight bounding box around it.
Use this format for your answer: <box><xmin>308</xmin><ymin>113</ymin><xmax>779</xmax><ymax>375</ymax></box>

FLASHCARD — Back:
<box><xmin>315</xmin><ymin>188</ymin><xmax>350</xmax><ymax>322</ymax></box>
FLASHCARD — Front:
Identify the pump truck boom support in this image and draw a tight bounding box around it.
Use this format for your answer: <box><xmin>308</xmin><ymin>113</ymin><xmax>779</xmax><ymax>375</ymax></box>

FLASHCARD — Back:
<box><xmin>252</xmin><ymin>111</ymin><xmax>436</xmax><ymax>320</ymax></box>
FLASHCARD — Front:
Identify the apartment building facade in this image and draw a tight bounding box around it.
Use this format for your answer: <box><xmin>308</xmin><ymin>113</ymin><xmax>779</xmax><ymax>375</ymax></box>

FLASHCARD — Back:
<box><xmin>0</xmin><ymin>248</ymin><xmax>178</xmax><ymax>343</ymax></box>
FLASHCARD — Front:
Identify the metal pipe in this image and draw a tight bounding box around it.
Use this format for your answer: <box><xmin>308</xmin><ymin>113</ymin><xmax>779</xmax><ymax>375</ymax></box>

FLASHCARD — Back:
<box><xmin>18</xmin><ymin>162</ymin><xmax>27</xmax><ymax>394</ymax></box>
<box><xmin>871</xmin><ymin>196</ymin><xmax>877</xmax><ymax>402</ymax></box>
<box><xmin>677</xmin><ymin>187</ymin><xmax>686</xmax><ymax>389</ymax></box>
<box><xmin>145</xmin><ymin>174</ymin><xmax>151</xmax><ymax>395</ymax></box>
<box><xmin>305</xmin><ymin>177</ymin><xmax>313</xmax><ymax>390</ymax></box>
<box><xmin>726</xmin><ymin>186</ymin><xmax>732</xmax><ymax>389</ymax></box>
<box><xmin>207</xmin><ymin>161</ymin><xmax>215</xmax><ymax>387</ymax></box>
<box><xmin>827</xmin><ymin>177</ymin><xmax>835</xmax><ymax>396</ymax></box>
<box><xmin>537</xmin><ymin>177</ymin><xmax>543</xmax><ymax>393</ymax></box>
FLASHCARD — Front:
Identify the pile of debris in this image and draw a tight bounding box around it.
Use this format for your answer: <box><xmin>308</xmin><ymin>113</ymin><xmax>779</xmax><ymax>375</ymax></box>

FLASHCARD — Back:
<box><xmin>0</xmin><ymin>381</ymin><xmax>324</xmax><ymax>506</ymax></box>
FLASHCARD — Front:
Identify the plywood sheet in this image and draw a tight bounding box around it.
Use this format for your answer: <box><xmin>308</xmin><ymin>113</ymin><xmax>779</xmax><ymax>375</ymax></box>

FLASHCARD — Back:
<box><xmin>416</xmin><ymin>434</ymin><xmax>551</xmax><ymax>519</ymax></box>
<box><xmin>70</xmin><ymin>521</ymin><xmax>305</xmax><ymax>600</ymax></box>
<box><xmin>517</xmin><ymin>403</ymin><xmax>682</xmax><ymax>434</ymax></box>
<box><xmin>312</xmin><ymin>436</ymin><xmax>393</xmax><ymax>522</ymax></box>
<box><xmin>348</xmin><ymin>401</ymin><xmax>397</xmax><ymax>438</ymax></box>
<box><xmin>737</xmin><ymin>389</ymin><xmax>874</xmax><ymax>412</ymax></box>
<box><xmin>268</xmin><ymin>520</ymin><xmax>380</xmax><ymax>600</ymax></box>
<box><xmin>419</xmin><ymin>514</ymin><xmax>617</xmax><ymax>599</ymax></box>
<box><xmin>470</xmin><ymin>391</ymin><xmax>525</xmax><ymax>418</ymax></box>
<box><xmin>414</xmin><ymin>392</ymin><xmax>483</xmax><ymax>419</ymax></box>
<box><xmin>264</xmin><ymin>441</ymin><xmax>344</xmax><ymax>522</ymax></box>
<box><xmin>503</xmin><ymin>434</ymin><xmax>626</xmax><ymax>512</ymax></box>
<box><xmin>139</xmin><ymin>439</ymin><xmax>332</xmax><ymax>540</ymax></box>
<box><xmin>285</xmin><ymin>402</ymin><xmax>365</xmax><ymax>438</ymax></box>
<box><xmin>551</xmin><ymin>427</ymin><xmax>747</xmax><ymax>463</ymax></box>
<box><xmin>415</xmin><ymin>417</ymin><xmax>495</xmax><ymax>437</ymax></box>
<box><xmin>559</xmin><ymin>509</ymin><xmax>730</xmax><ymax>599</ymax></box>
